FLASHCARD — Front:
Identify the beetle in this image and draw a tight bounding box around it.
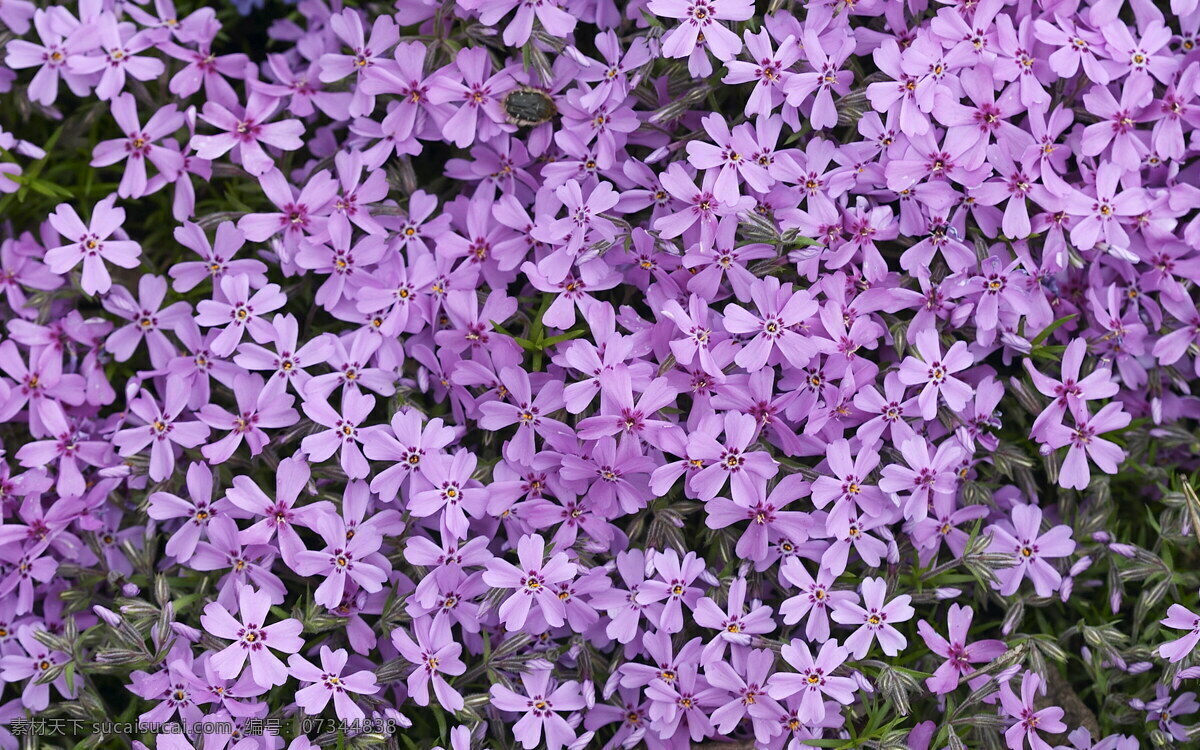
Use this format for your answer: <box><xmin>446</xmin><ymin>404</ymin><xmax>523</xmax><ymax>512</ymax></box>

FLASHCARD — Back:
<box><xmin>502</xmin><ymin>87</ymin><xmax>558</xmax><ymax>127</ymax></box>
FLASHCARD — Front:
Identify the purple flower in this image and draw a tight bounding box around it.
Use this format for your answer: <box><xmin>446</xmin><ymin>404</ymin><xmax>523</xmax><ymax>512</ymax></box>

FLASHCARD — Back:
<box><xmin>300</xmin><ymin>389</ymin><xmax>375</xmax><ymax>480</ymax></box>
<box><xmin>704</xmin><ymin>473</ymin><xmax>814</xmax><ymax>563</ymax></box>
<box><xmin>766</xmin><ymin>639</ymin><xmax>858</xmax><ymax>725</ymax></box>
<box><xmin>4</xmin><ymin>9</ymin><xmax>82</xmax><ymax>106</ymax></box>
<box><xmin>362</xmin><ymin>409</ymin><xmax>456</xmax><ymax>502</ymax></box>
<box><xmin>1042</xmin><ymin>402</ymin><xmax>1131</xmax><ymax>491</ymax></box>
<box><xmin>194</xmin><ymin>274</ymin><xmax>287</xmax><ymax>357</ymax></box>
<box><xmin>15</xmin><ymin>402</ymin><xmax>108</xmax><ymax>497</ymax></box>
<box><xmin>223</xmin><ymin>456</ymin><xmax>333</xmax><ymax>567</ymax></box>
<box><xmin>785</xmin><ymin>30</ymin><xmax>855</xmax><ymax>130</ymax></box>
<box><xmin>409</xmin><ymin>449</ymin><xmax>489</xmax><ymax>541</ymax></box>
<box><xmin>918</xmin><ymin>604</ymin><xmax>1006</xmax><ymax>694</ymax></box>
<box><xmin>489</xmin><ymin>669</ymin><xmax>584</xmax><ymax>750</ymax></box>
<box><xmin>425</xmin><ymin>47</ymin><xmax>511</xmax><ymax>149</ymax></box>
<box><xmin>692</xmin><ymin>577</ymin><xmax>775</xmax><ymax>659</ymax></box>
<box><xmin>90</xmin><ymin>93</ymin><xmax>184</xmax><ymax>199</ymax></box>
<box><xmin>391</xmin><ymin>616</ymin><xmax>466</xmax><ymax>711</ymax></box>
<box><xmin>318</xmin><ymin>10</ymin><xmax>398</xmax><ymax>118</ymax></box>
<box><xmin>831</xmin><ymin>576</ymin><xmax>914</xmax><ymax>658</ymax></box>
<box><xmin>686</xmin><ymin>411</ymin><xmax>778</xmax><ymax>502</ymax></box>
<box><xmin>464</xmin><ymin>0</ymin><xmax>576</xmax><ymax>47</ymax></box>
<box><xmin>171</xmin><ymin>220</ymin><xmax>267</xmax><ymax>293</ymax></box>
<box><xmin>1023</xmin><ymin>338</ymin><xmax>1119</xmax><ymax>433</ymax></box>
<box><xmin>201</xmin><ymin>584</ymin><xmax>304</xmax><ymax>688</ymax></box>
<box><xmin>478</xmin><ymin>366</ymin><xmax>574</xmax><ymax>458</ymax></box>
<box><xmin>233</xmin><ymin>314</ymin><xmax>332</xmax><ymax>396</ymax></box>
<box><xmin>293</xmin><ymin>513</ymin><xmax>389</xmax><ymax>609</ymax></box>
<box><xmin>705</xmin><ymin>648</ymin><xmax>780</xmax><ymax>743</ymax></box>
<box><xmin>575</xmin><ymin>370</ymin><xmax>681</xmax><ymax>454</ymax></box>
<box><xmin>0</xmin><ymin>625</ymin><xmax>74</xmax><ymax>710</ymax></box>
<box><xmin>288</xmin><ymin>645</ymin><xmax>379</xmax><ymax>721</ymax></box>
<box><xmin>239</xmin><ymin>171</ymin><xmax>338</xmax><ymax>260</ymax></box>
<box><xmin>482</xmin><ymin>533</ymin><xmax>577</xmax><ymax>632</ymax></box>
<box><xmin>644</xmin><ymin>665</ymin><xmax>722</xmax><ymax>742</ymax></box>
<box><xmin>102</xmin><ymin>274</ymin><xmax>191</xmax><ymax>366</ymax></box>
<box><xmin>779</xmin><ymin>558</ymin><xmax>857</xmax><ymax>643</ymax></box>
<box><xmin>986</xmin><ymin>503</ymin><xmax>1076</xmax><ymax>597</ymax></box>
<box><xmin>1063</xmin><ymin>163</ymin><xmax>1146</xmax><ymax>251</ymax></box>
<box><xmin>653</xmin><ymin>164</ymin><xmax>746</xmax><ymax>249</ymax></box>
<box><xmin>1134</xmin><ymin>685</ymin><xmax>1197</xmax><ymax>742</ymax></box>
<box><xmin>191</xmin><ymin>515</ymin><xmax>286</xmax><ymax>608</ymax></box>
<box><xmin>897</xmin><ymin>329</ymin><xmax>974</xmax><ymax>420</ymax></box>
<box><xmin>1158</xmin><ymin>599</ymin><xmax>1200</xmax><ymax>664</ymax></box>
<box><xmin>147</xmin><ymin>461</ymin><xmax>230</xmax><ymax>562</ymax></box>
<box><xmin>723</xmin><ymin>276</ymin><xmax>821</xmax><ymax>371</ymax></box>
<box><xmin>191</xmin><ymin>93</ymin><xmax>305</xmax><ymax>177</ymax></box>
<box><xmin>878</xmin><ymin>436</ymin><xmax>963</xmax><ymax>522</ymax></box>
<box><xmin>112</xmin><ymin>380</ymin><xmax>211</xmax><ymax>482</ymax></box>
<box><xmin>66</xmin><ymin>12</ymin><xmax>164</xmax><ymax>101</ymax></box>
<box><xmin>197</xmin><ymin>372</ymin><xmax>298</xmax><ymax>463</ymax></box>
<box><xmin>999</xmin><ymin>671</ymin><xmax>1066</xmax><ymax>750</ymax></box>
<box><xmin>45</xmin><ymin>194</ymin><xmax>141</xmax><ymax>295</ymax></box>
<box><xmin>648</xmin><ymin>0</ymin><xmax>753</xmax><ymax>62</ymax></box>
<box><xmin>636</xmin><ymin>549</ymin><xmax>707</xmax><ymax>634</ymax></box>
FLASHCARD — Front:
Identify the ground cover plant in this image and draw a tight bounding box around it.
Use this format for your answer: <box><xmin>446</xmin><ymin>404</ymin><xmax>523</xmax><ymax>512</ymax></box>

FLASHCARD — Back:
<box><xmin>1</xmin><ymin>0</ymin><xmax>1200</xmax><ymax>748</ymax></box>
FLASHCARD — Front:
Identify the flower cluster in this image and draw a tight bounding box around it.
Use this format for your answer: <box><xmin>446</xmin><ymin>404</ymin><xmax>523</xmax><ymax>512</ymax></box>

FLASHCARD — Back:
<box><xmin>0</xmin><ymin>0</ymin><xmax>1198</xmax><ymax>748</ymax></box>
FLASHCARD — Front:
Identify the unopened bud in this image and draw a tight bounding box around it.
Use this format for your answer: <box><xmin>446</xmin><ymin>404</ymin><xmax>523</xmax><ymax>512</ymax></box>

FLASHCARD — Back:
<box><xmin>93</xmin><ymin>606</ymin><xmax>122</xmax><ymax>628</ymax></box>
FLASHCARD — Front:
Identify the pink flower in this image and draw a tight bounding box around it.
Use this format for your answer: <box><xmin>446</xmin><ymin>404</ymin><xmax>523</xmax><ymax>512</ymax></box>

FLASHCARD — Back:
<box><xmin>293</xmin><ymin>513</ymin><xmax>389</xmax><ymax>609</ymax></box>
<box><xmin>197</xmin><ymin>373</ymin><xmax>299</xmax><ymax>464</ymax></box>
<box><xmin>465</xmin><ymin>0</ymin><xmax>576</xmax><ymax>47</ymax></box>
<box><xmin>102</xmin><ymin>274</ymin><xmax>191</xmax><ymax>367</ymax></box>
<box><xmin>723</xmin><ymin>276</ymin><xmax>822</xmax><ymax>371</ymax></box>
<box><xmin>878</xmin><ymin>436</ymin><xmax>963</xmax><ymax>522</ymax></box>
<box><xmin>779</xmin><ymin>558</ymin><xmax>857</xmax><ymax>643</ymax></box>
<box><xmin>409</xmin><ymin>449</ymin><xmax>489</xmax><ymax>541</ymax></box>
<box><xmin>4</xmin><ymin>9</ymin><xmax>80</xmax><ymax>106</ymax></box>
<box><xmin>685</xmin><ymin>411</ymin><xmax>778</xmax><ymax>503</ymax></box>
<box><xmin>222</xmin><ymin>456</ymin><xmax>333</xmax><ymax>567</ymax></box>
<box><xmin>1023</xmin><ymin>338</ymin><xmax>1119</xmax><ymax>434</ymax></box>
<box><xmin>636</xmin><ymin>549</ymin><xmax>707</xmax><ymax>634</ymax></box>
<box><xmin>0</xmin><ymin>626</ymin><xmax>74</xmax><ymax>711</ymax></box>
<box><xmin>15</xmin><ymin>401</ymin><xmax>109</xmax><ymax>497</ymax></box>
<box><xmin>171</xmin><ymin>220</ymin><xmax>267</xmax><ymax>293</ymax></box>
<box><xmin>147</xmin><ymin>461</ymin><xmax>230</xmax><ymax>563</ymax></box>
<box><xmin>318</xmin><ymin>10</ymin><xmax>399</xmax><ymax>117</ymax></box>
<box><xmin>300</xmin><ymin>389</ymin><xmax>375</xmax><ymax>480</ymax></box>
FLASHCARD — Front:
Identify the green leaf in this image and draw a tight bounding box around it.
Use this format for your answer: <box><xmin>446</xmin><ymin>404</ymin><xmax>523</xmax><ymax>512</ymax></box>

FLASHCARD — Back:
<box><xmin>1029</xmin><ymin>314</ymin><xmax>1077</xmax><ymax>346</ymax></box>
<box><xmin>541</xmin><ymin>329</ymin><xmax>586</xmax><ymax>348</ymax></box>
